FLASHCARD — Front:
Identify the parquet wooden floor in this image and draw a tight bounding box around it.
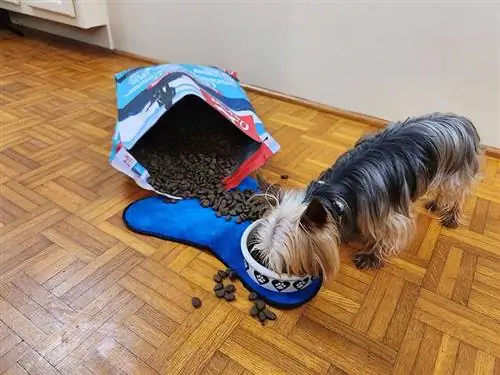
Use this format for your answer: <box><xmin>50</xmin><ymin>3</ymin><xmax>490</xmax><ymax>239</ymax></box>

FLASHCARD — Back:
<box><xmin>1</xmin><ymin>31</ymin><xmax>500</xmax><ymax>375</ymax></box>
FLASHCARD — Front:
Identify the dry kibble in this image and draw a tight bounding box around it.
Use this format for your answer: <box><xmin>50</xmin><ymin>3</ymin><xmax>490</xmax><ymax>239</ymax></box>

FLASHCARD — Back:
<box><xmin>258</xmin><ymin>311</ymin><xmax>267</xmax><ymax>322</ymax></box>
<box><xmin>129</xmin><ymin>97</ymin><xmax>269</xmax><ymax>222</ymax></box>
<box><xmin>217</xmin><ymin>270</ymin><xmax>227</xmax><ymax>279</ymax></box>
<box><xmin>191</xmin><ymin>297</ymin><xmax>202</xmax><ymax>308</ymax></box>
<box><xmin>213</xmin><ymin>274</ymin><xmax>222</xmax><ymax>283</ymax></box>
<box><xmin>226</xmin><ymin>268</ymin><xmax>237</xmax><ymax>281</ymax></box>
<box><xmin>213</xmin><ymin>283</ymin><xmax>224</xmax><ymax>291</ymax></box>
<box><xmin>130</xmin><ymin>102</ymin><xmax>278</xmax><ymax>319</ymax></box>
<box><xmin>250</xmin><ymin>305</ymin><xmax>259</xmax><ymax>317</ymax></box>
<box><xmin>280</xmin><ymin>174</ymin><xmax>289</xmax><ymax>180</ymax></box>
<box><xmin>248</xmin><ymin>292</ymin><xmax>258</xmax><ymax>301</ymax></box>
<box><xmin>255</xmin><ymin>300</ymin><xmax>266</xmax><ymax>311</ymax></box>
<box><xmin>263</xmin><ymin>309</ymin><xmax>277</xmax><ymax>320</ymax></box>
<box><xmin>225</xmin><ymin>284</ymin><xmax>235</xmax><ymax>293</ymax></box>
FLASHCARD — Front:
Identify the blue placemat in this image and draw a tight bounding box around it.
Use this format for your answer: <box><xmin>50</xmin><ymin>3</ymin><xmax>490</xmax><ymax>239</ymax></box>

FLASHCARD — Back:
<box><xmin>122</xmin><ymin>177</ymin><xmax>322</xmax><ymax>309</ymax></box>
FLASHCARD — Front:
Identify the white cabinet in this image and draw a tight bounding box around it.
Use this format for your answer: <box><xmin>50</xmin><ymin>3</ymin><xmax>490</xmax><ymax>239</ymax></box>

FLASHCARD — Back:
<box><xmin>0</xmin><ymin>0</ymin><xmax>108</xmax><ymax>29</ymax></box>
<box><xmin>25</xmin><ymin>0</ymin><xmax>76</xmax><ymax>18</ymax></box>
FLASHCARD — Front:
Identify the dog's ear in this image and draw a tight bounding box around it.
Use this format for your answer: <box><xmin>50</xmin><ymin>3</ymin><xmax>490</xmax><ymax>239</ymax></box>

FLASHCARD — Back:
<box><xmin>256</xmin><ymin>174</ymin><xmax>283</xmax><ymax>201</ymax></box>
<box><xmin>300</xmin><ymin>197</ymin><xmax>328</xmax><ymax>230</ymax></box>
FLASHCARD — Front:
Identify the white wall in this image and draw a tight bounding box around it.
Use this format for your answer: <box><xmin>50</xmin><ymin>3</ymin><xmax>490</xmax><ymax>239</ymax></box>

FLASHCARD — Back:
<box><xmin>107</xmin><ymin>1</ymin><xmax>500</xmax><ymax>148</ymax></box>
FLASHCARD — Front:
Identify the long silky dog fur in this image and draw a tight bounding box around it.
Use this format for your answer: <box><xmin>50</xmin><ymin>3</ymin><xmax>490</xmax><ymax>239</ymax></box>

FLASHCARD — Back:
<box><xmin>252</xmin><ymin>112</ymin><xmax>482</xmax><ymax>279</ymax></box>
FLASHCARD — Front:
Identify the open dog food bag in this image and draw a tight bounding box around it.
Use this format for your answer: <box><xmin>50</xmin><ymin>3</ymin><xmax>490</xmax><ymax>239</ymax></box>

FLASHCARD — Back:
<box><xmin>109</xmin><ymin>64</ymin><xmax>280</xmax><ymax>197</ymax></box>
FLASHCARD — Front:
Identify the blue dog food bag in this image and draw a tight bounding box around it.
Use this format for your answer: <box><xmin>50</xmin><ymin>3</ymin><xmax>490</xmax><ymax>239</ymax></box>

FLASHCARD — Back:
<box><xmin>109</xmin><ymin>64</ymin><xmax>280</xmax><ymax>193</ymax></box>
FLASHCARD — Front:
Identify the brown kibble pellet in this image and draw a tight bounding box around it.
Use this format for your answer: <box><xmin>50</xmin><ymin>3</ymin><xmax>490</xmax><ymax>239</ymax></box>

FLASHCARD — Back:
<box><xmin>217</xmin><ymin>270</ymin><xmax>227</xmax><ymax>278</ymax></box>
<box><xmin>228</xmin><ymin>270</ymin><xmax>237</xmax><ymax>281</ymax></box>
<box><xmin>248</xmin><ymin>292</ymin><xmax>258</xmax><ymax>301</ymax></box>
<box><xmin>263</xmin><ymin>309</ymin><xmax>276</xmax><ymax>320</ymax></box>
<box><xmin>258</xmin><ymin>311</ymin><xmax>267</xmax><ymax>322</ymax></box>
<box><xmin>280</xmin><ymin>174</ymin><xmax>289</xmax><ymax>180</ymax></box>
<box><xmin>224</xmin><ymin>292</ymin><xmax>235</xmax><ymax>302</ymax></box>
<box><xmin>213</xmin><ymin>283</ymin><xmax>224</xmax><ymax>291</ymax></box>
<box><xmin>215</xmin><ymin>289</ymin><xmax>225</xmax><ymax>298</ymax></box>
<box><xmin>225</xmin><ymin>284</ymin><xmax>235</xmax><ymax>293</ymax></box>
<box><xmin>250</xmin><ymin>305</ymin><xmax>259</xmax><ymax>317</ymax></box>
<box><xmin>191</xmin><ymin>297</ymin><xmax>202</xmax><ymax>308</ymax></box>
<box><xmin>213</xmin><ymin>274</ymin><xmax>222</xmax><ymax>283</ymax></box>
<box><xmin>255</xmin><ymin>300</ymin><xmax>266</xmax><ymax>311</ymax></box>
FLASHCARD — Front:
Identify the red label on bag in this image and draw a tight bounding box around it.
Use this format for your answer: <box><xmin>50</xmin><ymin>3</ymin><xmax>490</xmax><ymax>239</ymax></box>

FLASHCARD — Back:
<box><xmin>201</xmin><ymin>90</ymin><xmax>261</xmax><ymax>142</ymax></box>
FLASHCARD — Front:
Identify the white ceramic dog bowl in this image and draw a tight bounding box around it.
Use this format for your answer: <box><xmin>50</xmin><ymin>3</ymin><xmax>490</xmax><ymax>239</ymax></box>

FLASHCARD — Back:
<box><xmin>240</xmin><ymin>219</ymin><xmax>313</xmax><ymax>293</ymax></box>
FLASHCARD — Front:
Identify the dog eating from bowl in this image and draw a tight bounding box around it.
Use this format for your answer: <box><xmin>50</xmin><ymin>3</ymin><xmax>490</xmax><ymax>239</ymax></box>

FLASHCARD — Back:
<box><xmin>241</xmin><ymin>219</ymin><xmax>314</xmax><ymax>293</ymax></box>
<box><xmin>251</xmin><ymin>112</ymin><xmax>482</xmax><ymax>280</ymax></box>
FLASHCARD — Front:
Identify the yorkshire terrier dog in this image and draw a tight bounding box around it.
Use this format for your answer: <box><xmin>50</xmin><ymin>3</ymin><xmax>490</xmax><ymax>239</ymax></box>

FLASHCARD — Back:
<box><xmin>253</xmin><ymin>113</ymin><xmax>482</xmax><ymax>279</ymax></box>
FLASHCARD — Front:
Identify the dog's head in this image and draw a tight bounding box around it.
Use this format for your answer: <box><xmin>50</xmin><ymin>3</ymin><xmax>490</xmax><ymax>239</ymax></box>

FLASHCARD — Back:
<box><xmin>250</xmin><ymin>176</ymin><xmax>342</xmax><ymax>279</ymax></box>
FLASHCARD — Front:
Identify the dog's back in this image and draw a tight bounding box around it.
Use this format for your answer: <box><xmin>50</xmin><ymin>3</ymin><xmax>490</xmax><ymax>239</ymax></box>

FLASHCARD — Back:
<box><xmin>323</xmin><ymin>112</ymin><xmax>480</xmax><ymax>202</ymax></box>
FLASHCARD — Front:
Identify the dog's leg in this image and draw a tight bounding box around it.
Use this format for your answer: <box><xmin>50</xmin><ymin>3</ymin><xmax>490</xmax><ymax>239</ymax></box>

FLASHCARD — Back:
<box><xmin>433</xmin><ymin>191</ymin><xmax>461</xmax><ymax>228</ymax></box>
<box><xmin>433</xmin><ymin>171</ymin><xmax>478</xmax><ymax>229</ymax></box>
<box><xmin>353</xmin><ymin>246</ymin><xmax>383</xmax><ymax>270</ymax></box>
<box><xmin>353</xmin><ymin>209</ymin><xmax>415</xmax><ymax>270</ymax></box>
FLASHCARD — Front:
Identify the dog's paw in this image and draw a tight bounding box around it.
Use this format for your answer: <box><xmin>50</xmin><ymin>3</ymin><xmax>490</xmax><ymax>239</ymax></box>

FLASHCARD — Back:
<box><xmin>425</xmin><ymin>200</ymin><xmax>438</xmax><ymax>212</ymax></box>
<box><xmin>353</xmin><ymin>252</ymin><xmax>383</xmax><ymax>270</ymax></box>
<box><xmin>441</xmin><ymin>215</ymin><xmax>459</xmax><ymax>229</ymax></box>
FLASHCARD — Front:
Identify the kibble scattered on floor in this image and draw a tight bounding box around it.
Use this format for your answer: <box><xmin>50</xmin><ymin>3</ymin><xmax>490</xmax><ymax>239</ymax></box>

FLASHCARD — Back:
<box><xmin>213</xmin><ymin>268</ymin><xmax>237</xmax><ymax>302</ymax></box>
<box><xmin>208</xmin><ymin>267</ymin><xmax>278</xmax><ymax>325</ymax></box>
<box><xmin>191</xmin><ymin>297</ymin><xmax>202</xmax><ymax>308</ymax></box>
<box><xmin>248</xmin><ymin>292</ymin><xmax>258</xmax><ymax>301</ymax></box>
<box><xmin>131</xmin><ymin>97</ymin><xmax>279</xmax><ymax>323</ymax></box>
<box><xmin>250</xmin><ymin>298</ymin><xmax>276</xmax><ymax>325</ymax></box>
